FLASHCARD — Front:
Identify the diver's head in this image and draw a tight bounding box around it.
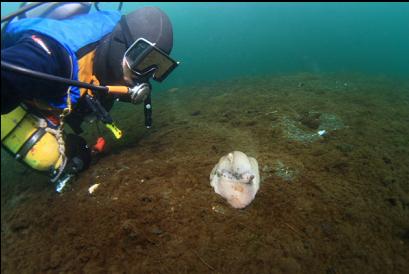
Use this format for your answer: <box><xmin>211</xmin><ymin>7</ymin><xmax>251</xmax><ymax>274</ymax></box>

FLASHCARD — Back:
<box><xmin>94</xmin><ymin>7</ymin><xmax>177</xmax><ymax>86</ymax></box>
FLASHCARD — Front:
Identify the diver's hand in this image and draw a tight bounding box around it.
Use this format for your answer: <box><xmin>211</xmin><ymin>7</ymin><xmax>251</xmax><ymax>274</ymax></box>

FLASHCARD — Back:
<box><xmin>128</xmin><ymin>83</ymin><xmax>151</xmax><ymax>104</ymax></box>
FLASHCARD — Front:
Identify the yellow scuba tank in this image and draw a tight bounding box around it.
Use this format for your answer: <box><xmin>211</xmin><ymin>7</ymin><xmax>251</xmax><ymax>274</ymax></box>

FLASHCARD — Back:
<box><xmin>1</xmin><ymin>105</ymin><xmax>63</xmax><ymax>171</ymax></box>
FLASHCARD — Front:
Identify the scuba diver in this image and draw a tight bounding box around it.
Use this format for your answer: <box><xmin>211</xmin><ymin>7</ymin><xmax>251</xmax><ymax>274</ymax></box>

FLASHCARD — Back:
<box><xmin>1</xmin><ymin>2</ymin><xmax>179</xmax><ymax>192</ymax></box>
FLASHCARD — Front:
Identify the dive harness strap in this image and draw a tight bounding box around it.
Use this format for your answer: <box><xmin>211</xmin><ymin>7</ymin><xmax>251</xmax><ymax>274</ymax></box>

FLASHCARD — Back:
<box><xmin>15</xmin><ymin>127</ymin><xmax>46</xmax><ymax>160</ymax></box>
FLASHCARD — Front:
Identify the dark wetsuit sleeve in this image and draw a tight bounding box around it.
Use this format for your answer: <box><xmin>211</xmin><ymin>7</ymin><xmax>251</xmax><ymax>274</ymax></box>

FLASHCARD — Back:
<box><xmin>1</xmin><ymin>33</ymin><xmax>72</xmax><ymax>114</ymax></box>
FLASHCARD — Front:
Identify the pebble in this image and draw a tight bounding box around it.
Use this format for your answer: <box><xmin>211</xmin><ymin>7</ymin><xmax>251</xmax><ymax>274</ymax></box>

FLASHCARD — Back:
<box><xmin>88</xmin><ymin>184</ymin><xmax>100</xmax><ymax>194</ymax></box>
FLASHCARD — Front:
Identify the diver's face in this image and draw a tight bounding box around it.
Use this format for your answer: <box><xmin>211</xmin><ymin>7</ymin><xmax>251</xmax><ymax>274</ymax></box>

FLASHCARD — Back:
<box><xmin>122</xmin><ymin>59</ymin><xmax>152</xmax><ymax>86</ymax></box>
<box><xmin>122</xmin><ymin>59</ymin><xmax>135</xmax><ymax>86</ymax></box>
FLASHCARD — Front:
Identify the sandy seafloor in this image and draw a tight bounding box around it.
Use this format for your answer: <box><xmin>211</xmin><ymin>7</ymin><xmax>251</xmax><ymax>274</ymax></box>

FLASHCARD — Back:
<box><xmin>1</xmin><ymin>73</ymin><xmax>409</xmax><ymax>274</ymax></box>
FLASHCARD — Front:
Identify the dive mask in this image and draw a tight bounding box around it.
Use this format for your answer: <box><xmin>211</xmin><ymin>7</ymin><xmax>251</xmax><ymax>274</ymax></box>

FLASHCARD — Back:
<box><xmin>124</xmin><ymin>38</ymin><xmax>179</xmax><ymax>82</ymax></box>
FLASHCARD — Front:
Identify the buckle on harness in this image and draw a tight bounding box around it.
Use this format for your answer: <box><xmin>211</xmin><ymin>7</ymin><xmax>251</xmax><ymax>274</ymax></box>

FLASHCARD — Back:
<box><xmin>105</xmin><ymin>123</ymin><xmax>122</xmax><ymax>139</ymax></box>
<box><xmin>84</xmin><ymin>94</ymin><xmax>122</xmax><ymax>139</ymax></box>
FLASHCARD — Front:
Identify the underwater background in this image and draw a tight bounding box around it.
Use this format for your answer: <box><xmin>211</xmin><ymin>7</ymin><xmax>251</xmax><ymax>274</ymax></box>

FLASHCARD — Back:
<box><xmin>1</xmin><ymin>2</ymin><xmax>409</xmax><ymax>273</ymax></box>
<box><xmin>2</xmin><ymin>2</ymin><xmax>409</xmax><ymax>88</ymax></box>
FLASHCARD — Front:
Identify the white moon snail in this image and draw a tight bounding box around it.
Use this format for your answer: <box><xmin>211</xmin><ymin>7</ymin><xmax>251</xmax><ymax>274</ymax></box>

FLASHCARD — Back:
<box><xmin>210</xmin><ymin>151</ymin><xmax>260</xmax><ymax>209</ymax></box>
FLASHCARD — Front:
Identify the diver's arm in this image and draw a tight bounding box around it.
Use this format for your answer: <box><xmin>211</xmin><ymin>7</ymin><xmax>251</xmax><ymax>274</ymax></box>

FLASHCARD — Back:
<box><xmin>1</xmin><ymin>32</ymin><xmax>71</xmax><ymax>114</ymax></box>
